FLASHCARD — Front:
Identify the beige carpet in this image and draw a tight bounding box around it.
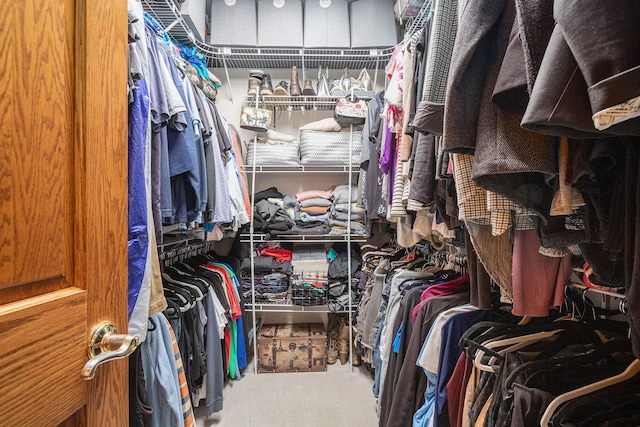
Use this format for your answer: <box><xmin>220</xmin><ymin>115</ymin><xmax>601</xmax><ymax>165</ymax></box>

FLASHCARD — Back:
<box><xmin>195</xmin><ymin>361</ymin><xmax>379</xmax><ymax>427</ymax></box>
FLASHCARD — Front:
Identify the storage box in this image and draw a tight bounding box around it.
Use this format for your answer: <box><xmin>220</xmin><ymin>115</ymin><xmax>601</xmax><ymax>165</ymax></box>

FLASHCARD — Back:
<box><xmin>303</xmin><ymin>0</ymin><xmax>351</xmax><ymax>48</ymax></box>
<box><xmin>209</xmin><ymin>0</ymin><xmax>257</xmax><ymax>46</ymax></box>
<box><xmin>292</xmin><ymin>244</ymin><xmax>328</xmax><ymax>278</ymax></box>
<box><xmin>257</xmin><ymin>0</ymin><xmax>304</xmax><ymax>47</ymax></box>
<box><xmin>350</xmin><ymin>0</ymin><xmax>399</xmax><ymax>48</ymax></box>
<box><xmin>257</xmin><ymin>323</ymin><xmax>327</xmax><ymax>373</ymax></box>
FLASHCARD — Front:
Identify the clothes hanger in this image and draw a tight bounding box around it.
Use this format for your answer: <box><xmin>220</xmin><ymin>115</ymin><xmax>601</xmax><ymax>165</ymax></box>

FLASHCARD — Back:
<box><xmin>539</xmin><ymin>358</ymin><xmax>640</xmax><ymax>426</ymax></box>
<box><xmin>361</xmin><ymin>250</ymin><xmax>392</xmax><ymax>262</ymax></box>
<box><xmin>473</xmin><ymin>329</ymin><xmax>567</xmax><ymax>372</ymax></box>
<box><xmin>501</xmin><ymin>337</ymin><xmax>633</xmax><ymax>402</ymax></box>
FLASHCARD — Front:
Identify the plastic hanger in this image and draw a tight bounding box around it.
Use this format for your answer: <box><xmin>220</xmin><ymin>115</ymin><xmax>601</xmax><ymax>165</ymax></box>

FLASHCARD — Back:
<box><xmin>539</xmin><ymin>358</ymin><xmax>640</xmax><ymax>426</ymax></box>
<box><xmin>473</xmin><ymin>329</ymin><xmax>566</xmax><ymax>372</ymax></box>
<box><xmin>501</xmin><ymin>338</ymin><xmax>633</xmax><ymax>401</ymax></box>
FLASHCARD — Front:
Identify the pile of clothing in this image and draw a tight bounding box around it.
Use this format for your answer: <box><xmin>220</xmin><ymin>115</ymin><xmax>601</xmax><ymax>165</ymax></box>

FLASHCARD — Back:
<box><xmin>328</xmin><ymin>184</ymin><xmax>366</xmax><ymax>236</ymax></box>
<box><xmin>251</xmin><ymin>185</ymin><xmax>367</xmax><ymax>239</ymax></box>
<box><xmin>239</xmin><ymin>242</ymin><xmax>292</xmax><ymax>303</ymax></box>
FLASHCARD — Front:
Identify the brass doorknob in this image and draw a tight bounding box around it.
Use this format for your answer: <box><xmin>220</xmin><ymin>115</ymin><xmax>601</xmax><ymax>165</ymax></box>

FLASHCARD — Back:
<box><xmin>80</xmin><ymin>321</ymin><xmax>139</xmax><ymax>380</ymax></box>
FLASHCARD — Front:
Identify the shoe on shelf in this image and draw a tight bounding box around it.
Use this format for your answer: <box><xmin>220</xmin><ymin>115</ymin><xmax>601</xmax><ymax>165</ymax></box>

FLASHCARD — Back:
<box><xmin>317</xmin><ymin>66</ymin><xmax>330</xmax><ymax>97</ymax></box>
<box><xmin>248</xmin><ymin>76</ymin><xmax>261</xmax><ymax>96</ymax></box>
<box><xmin>302</xmin><ymin>79</ymin><xmax>316</xmax><ymax>96</ymax></box>
<box><xmin>260</xmin><ymin>73</ymin><xmax>274</xmax><ymax>96</ymax></box>
<box><xmin>247</xmin><ymin>69</ymin><xmax>264</xmax><ymax>96</ymax></box>
<box><xmin>249</xmin><ymin>69</ymin><xmax>265</xmax><ymax>79</ymax></box>
<box><xmin>340</xmin><ymin>68</ymin><xmax>351</xmax><ymax>91</ymax></box>
<box><xmin>274</xmin><ymin>80</ymin><xmax>289</xmax><ymax>96</ymax></box>
<box><xmin>290</xmin><ymin>65</ymin><xmax>302</xmax><ymax>97</ymax></box>
<box><xmin>273</xmin><ymin>80</ymin><xmax>290</xmax><ymax>108</ymax></box>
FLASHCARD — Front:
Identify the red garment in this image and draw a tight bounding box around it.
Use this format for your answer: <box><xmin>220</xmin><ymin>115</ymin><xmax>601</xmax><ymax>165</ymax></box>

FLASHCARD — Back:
<box><xmin>224</xmin><ymin>328</ymin><xmax>231</xmax><ymax>376</ymax></box>
<box><xmin>411</xmin><ymin>273</ymin><xmax>470</xmax><ymax>327</ymax></box>
<box><xmin>256</xmin><ymin>247</ymin><xmax>292</xmax><ymax>262</ymax></box>
<box><xmin>200</xmin><ymin>264</ymin><xmax>242</xmax><ymax>320</ymax></box>
<box><xmin>512</xmin><ymin>229</ymin><xmax>572</xmax><ymax>317</ymax></box>
<box><xmin>446</xmin><ymin>352</ymin><xmax>473</xmax><ymax>427</ymax></box>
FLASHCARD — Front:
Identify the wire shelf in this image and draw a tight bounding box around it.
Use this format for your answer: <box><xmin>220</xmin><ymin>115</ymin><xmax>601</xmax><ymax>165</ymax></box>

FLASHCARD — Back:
<box><xmin>246</xmin><ymin>302</ymin><xmax>353</xmax><ymax>313</ymax></box>
<box><xmin>142</xmin><ymin>0</ymin><xmax>396</xmax><ymax>70</ymax></box>
<box><xmin>242</xmin><ymin>90</ymin><xmax>375</xmax><ymax>111</ymax></box>
<box><xmin>402</xmin><ymin>0</ymin><xmax>433</xmax><ymax>41</ymax></box>
<box><xmin>241</xmin><ymin>234</ymin><xmax>368</xmax><ymax>243</ymax></box>
<box><xmin>244</xmin><ymin>165</ymin><xmax>360</xmax><ymax>173</ymax></box>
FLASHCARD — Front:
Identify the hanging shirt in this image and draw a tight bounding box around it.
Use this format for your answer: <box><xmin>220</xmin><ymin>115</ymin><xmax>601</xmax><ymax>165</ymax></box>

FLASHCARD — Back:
<box><xmin>140</xmin><ymin>313</ymin><xmax>183</xmax><ymax>427</ymax></box>
<box><xmin>127</xmin><ymin>78</ymin><xmax>150</xmax><ymax>320</ymax></box>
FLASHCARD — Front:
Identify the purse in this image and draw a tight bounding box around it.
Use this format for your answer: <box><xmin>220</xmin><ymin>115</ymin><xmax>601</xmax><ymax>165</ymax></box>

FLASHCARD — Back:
<box><xmin>334</xmin><ymin>96</ymin><xmax>368</xmax><ymax>126</ymax></box>
<box><xmin>240</xmin><ymin>96</ymin><xmax>272</xmax><ymax>133</ymax></box>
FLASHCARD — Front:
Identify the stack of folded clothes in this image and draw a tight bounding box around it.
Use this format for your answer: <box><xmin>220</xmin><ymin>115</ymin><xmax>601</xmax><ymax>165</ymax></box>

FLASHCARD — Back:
<box><xmin>272</xmin><ymin>188</ymin><xmax>334</xmax><ymax>236</ymax></box>
<box><xmin>240</xmin><ymin>272</ymin><xmax>290</xmax><ymax>303</ymax></box>
<box><xmin>240</xmin><ymin>242</ymin><xmax>293</xmax><ymax>303</ymax></box>
<box><xmin>328</xmin><ymin>184</ymin><xmax>366</xmax><ymax>236</ymax></box>
<box><xmin>251</xmin><ymin>187</ymin><xmax>296</xmax><ymax>238</ymax></box>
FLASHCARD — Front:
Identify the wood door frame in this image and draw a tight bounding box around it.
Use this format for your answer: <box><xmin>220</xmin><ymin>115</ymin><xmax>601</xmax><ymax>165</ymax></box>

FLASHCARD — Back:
<box><xmin>75</xmin><ymin>0</ymin><xmax>129</xmax><ymax>424</ymax></box>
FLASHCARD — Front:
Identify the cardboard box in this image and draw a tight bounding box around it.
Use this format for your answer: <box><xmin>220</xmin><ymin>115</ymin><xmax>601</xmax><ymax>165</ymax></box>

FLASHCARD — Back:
<box><xmin>257</xmin><ymin>323</ymin><xmax>327</xmax><ymax>373</ymax></box>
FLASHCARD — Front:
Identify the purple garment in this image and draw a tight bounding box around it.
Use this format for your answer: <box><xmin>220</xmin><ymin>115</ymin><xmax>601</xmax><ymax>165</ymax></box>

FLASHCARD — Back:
<box><xmin>379</xmin><ymin>129</ymin><xmax>397</xmax><ymax>205</ymax></box>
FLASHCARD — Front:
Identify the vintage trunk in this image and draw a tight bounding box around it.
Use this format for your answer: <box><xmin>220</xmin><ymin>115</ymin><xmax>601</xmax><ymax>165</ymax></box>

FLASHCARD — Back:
<box><xmin>257</xmin><ymin>323</ymin><xmax>327</xmax><ymax>373</ymax></box>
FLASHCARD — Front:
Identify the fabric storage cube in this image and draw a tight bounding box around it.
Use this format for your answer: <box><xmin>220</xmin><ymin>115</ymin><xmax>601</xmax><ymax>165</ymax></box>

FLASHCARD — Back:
<box><xmin>303</xmin><ymin>0</ymin><xmax>350</xmax><ymax>48</ymax></box>
<box><xmin>350</xmin><ymin>0</ymin><xmax>399</xmax><ymax>48</ymax></box>
<box><xmin>299</xmin><ymin>130</ymin><xmax>363</xmax><ymax>165</ymax></box>
<box><xmin>180</xmin><ymin>0</ymin><xmax>207</xmax><ymax>42</ymax></box>
<box><xmin>257</xmin><ymin>0</ymin><xmax>303</xmax><ymax>47</ymax></box>
<box><xmin>257</xmin><ymin>323</ymin><xmax>327</xmax><ymax>373</ymax></box>
<box><xmin>209</xmin><ymin>0</ymin><xmax>257</xmax><ymax>46</ymax></box>
<box><xmin>245</xmin><ymin>142</ymin><xmax>300</xmax><ymax>166</ymax></box>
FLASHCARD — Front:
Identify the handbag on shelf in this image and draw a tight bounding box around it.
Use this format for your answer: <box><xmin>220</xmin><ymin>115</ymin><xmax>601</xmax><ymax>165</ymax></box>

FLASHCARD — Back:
<box><xmin>240</xmin><ymin>96</ymin><xmax>272</xmax><ymax>133</ymax></box>
<box><xmin>333</xmin><ymin>95</ymin><xmax>368</xmax><ymax>126</ymax></box>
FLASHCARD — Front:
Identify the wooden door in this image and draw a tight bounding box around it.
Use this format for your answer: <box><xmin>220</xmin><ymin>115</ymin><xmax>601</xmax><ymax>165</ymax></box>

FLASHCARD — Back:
<box><xmin>0</xmin><ymin>0</ymin><xmax>129</xmax><ymax>425</ymax></box>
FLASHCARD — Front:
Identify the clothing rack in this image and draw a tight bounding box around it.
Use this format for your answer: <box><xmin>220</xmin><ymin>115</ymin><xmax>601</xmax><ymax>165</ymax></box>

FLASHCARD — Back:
<box><xmin>565</xmin><ymin>282</ymin><xmax>627</xmax><ymax>321</ymax></box>
<box><xmin>402</xmin><ymin>0</ymin><xmax>433</xmax><ymax>43</ymax></box>
<box><xmin>158</xmin><ymin>239</ymin><xmax>215</xmax><ymax>261</ymax></box>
